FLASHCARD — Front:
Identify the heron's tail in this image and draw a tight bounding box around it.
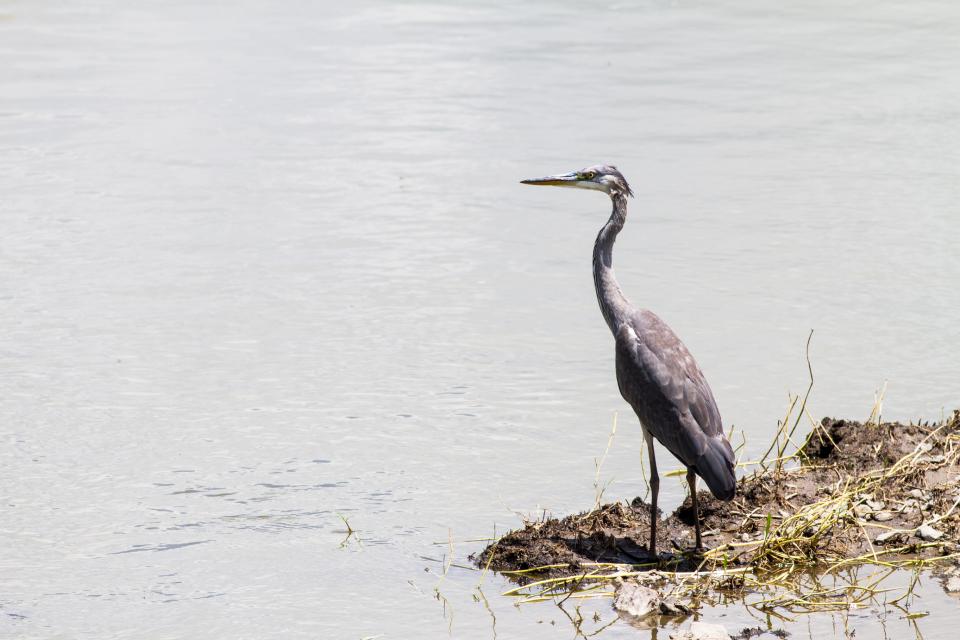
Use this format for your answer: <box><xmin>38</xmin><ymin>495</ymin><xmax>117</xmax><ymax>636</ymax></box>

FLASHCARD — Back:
<box><xmin>695</xmin><ymin>436</ymin><xmax>737</xmax><ymax>501</ymax></box>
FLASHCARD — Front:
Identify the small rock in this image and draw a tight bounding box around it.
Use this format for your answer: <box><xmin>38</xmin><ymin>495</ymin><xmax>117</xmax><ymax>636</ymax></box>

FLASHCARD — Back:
<box><xmin>613</xmin><ymin>582</ymin><xmax>659</xmax><ymax>618</ymax></box>
<box><xmin>866</xmin><ymin>499</ymin><xmax>885</xmax><ymax>510</ymax></box>
<box><xmin>947</xmin><ymin>576</ymin><xmax>960</xmax><ymax>593</ymax></box>
<box><xmin>875</xmin><ymin>530</ymin><xmax>901</xmax><ymax>544</ymax></box>
<box><xmin>873</xmin><ymin>511</ymin><xmax>894</xmax><ymax>522</ymax></box>
<box><xmin>659</xmin><ymin>599</ymin><xmax>692</xmax><ymax>616</ymax></box>
<box><xmin>917</xmin><ymin>524</ymin><xmax>944</xmax><ymax>541</ymax></box>
<box><xmin>740</xmin><ymin>533</ymin><xmax>752</xmax><ymax>542</ymax></box>
<box><xmin>909</xmin><ymin>489</ymin><xmax>925</xmax><ymax>499</ymax></box>
<box><xmin>670</xmin><ymin>621</ymin><xmax>731</xmax><ymax>640</ymax></box>
<box><xmin>900</xmin><ymin>499</ymin><xmax>919</xmax><ymax>514</ymax></box>
<box><xmin>853</xmin><ymin>505</ymin><xmax>871</xmax><ymax>518</ymax></box>
<box><xmin>614</xmin><ymin>582</ymin><xmax>689</xmax><ymax>619</ymax></box>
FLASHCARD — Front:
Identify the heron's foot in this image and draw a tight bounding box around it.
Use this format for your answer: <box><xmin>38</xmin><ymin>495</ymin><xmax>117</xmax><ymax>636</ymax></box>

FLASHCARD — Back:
<box><xmin>686</xmin><ymin>544</ymin><xmax>706</xmax><ymax>560</ymax></box>
<box><xmin>615</xmin><ymin>537</ymin><xmax>656</xmax><ymax>564</ymax></box>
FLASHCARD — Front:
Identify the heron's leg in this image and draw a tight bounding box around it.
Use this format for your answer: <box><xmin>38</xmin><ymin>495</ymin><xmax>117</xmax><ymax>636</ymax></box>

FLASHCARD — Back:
<box><xmin>643</xmin><ymin>429</ymin><xmax>659</xmax><ymax>557</ymax></box>
<box><xmin>686</xmin><ymin>468</ymin><xmax>702</xmax><ymax>550</ymax></box>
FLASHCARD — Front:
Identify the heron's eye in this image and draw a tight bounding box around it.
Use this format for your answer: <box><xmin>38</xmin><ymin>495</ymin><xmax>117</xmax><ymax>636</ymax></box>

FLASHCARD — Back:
<box><xmin>581</xmin><ymin>171</ymin><xmax>596</xmax><ymax>180</ymax></box>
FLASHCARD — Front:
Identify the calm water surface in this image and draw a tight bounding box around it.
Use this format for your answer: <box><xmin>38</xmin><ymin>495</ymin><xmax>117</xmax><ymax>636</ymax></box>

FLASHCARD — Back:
<box><xmin>2</xmin><ymin>1</ymin><xmax>959</xmax><ymax>638</ymax></box>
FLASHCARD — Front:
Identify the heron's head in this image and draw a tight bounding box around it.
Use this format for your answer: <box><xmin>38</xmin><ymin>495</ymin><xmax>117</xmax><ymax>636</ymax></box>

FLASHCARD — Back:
<box><xmin>520</xmin><ymin>164</ymin><xmax>633</xmax><ymax>198</ymax></box>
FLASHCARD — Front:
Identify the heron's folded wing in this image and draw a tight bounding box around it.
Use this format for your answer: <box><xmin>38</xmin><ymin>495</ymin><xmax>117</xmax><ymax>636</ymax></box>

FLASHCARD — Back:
<box><xmin>614</xmin><ymin>311</ymin><xmax>724</xmax><ymax>466</ymax></box>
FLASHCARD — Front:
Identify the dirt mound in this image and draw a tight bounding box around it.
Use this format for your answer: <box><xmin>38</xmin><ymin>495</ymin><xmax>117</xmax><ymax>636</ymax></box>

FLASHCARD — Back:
<box><xmin>476</xmin><ymin>412</ymin><xmax>960</xmax><ymax>582</ymax></box>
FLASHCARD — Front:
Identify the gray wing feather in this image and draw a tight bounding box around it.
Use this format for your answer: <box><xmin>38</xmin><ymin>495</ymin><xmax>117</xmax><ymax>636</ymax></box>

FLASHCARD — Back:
<box><xmin>615</xmin><ymin>310</ymin><xmax>735</xmax><ymax>499</ymax></box>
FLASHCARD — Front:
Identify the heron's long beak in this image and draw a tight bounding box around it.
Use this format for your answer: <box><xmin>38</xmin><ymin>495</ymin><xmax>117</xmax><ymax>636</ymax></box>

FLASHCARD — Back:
<box><xmin>520</xmin><ymin>172</ymin><xmax>579</xmax><ymax>187</ymax></box>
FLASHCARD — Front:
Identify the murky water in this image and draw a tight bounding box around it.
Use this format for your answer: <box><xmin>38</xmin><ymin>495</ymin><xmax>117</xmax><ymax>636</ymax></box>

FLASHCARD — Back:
<box><xmin>2</xmin><ymin>0</ymin><xmax>959</xmax><ymax>637</ymax></box>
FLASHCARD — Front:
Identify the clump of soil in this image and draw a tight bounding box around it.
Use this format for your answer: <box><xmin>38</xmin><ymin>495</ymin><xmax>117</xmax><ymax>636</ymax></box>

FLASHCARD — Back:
<box><xmin>476</xmin><ymin>412</ymin><xmax>960</xmax><ymax>582</ymax></box>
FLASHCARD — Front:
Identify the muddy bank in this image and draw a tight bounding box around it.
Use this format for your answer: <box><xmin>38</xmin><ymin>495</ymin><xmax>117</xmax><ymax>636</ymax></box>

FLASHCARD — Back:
<box><xmin>477</xmin><ymin>412</ymin><xmax>960</xmax><ymax>581</ymax></box>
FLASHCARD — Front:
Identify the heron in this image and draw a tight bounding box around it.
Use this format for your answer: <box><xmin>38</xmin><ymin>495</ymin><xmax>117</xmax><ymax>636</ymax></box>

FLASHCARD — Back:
<box><xmin>521</xmin><ymin>165</ymin><xmax>736</xmax><ymax>556</ymax></box>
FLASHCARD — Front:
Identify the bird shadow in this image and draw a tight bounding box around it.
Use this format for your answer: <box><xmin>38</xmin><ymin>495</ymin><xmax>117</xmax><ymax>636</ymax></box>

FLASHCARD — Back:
<box><xmin>559</xmin><ymin>500</ymin><xmax>708</xmax><ymax>572</ymax></box>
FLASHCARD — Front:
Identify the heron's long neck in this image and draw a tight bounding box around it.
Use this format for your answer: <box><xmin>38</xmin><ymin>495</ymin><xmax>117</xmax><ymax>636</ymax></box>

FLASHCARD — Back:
<box><xmin>593</xmin><ymin>193</ymin><xmax>633</xmax><ymax>334</ymax></box>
